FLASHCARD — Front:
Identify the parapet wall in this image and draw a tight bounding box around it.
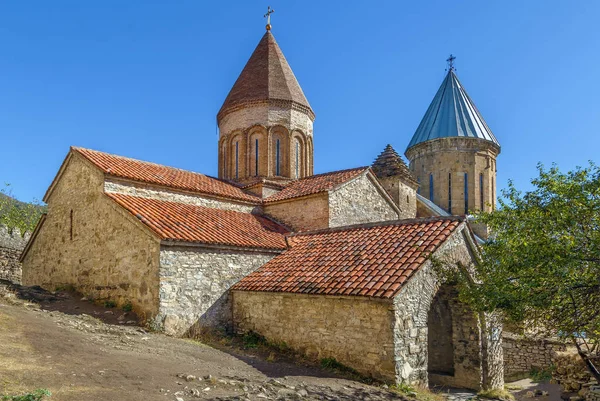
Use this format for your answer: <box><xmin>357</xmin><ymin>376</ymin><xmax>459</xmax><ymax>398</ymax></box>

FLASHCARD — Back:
<box><xmin>0</xmin><ymin>226</ymin><xmax>28</xmax><ymax>283</ymax></box>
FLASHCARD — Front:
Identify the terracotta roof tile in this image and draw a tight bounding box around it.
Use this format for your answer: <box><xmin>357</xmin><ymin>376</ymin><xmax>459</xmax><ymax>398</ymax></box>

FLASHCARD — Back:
<box><xmin>233</xmin><ymin>217</ymin><xmax>464</xmax><ymax>298</ymax></box>
<box><xmin>73</xmin><ymin>147</ymin><xmax>260</xmax><ymax>204</ymax></box>
<box><xmin>107</xmin><ymin>193</ymin><xmax>288</xmax><ymax>250</ymax></box>
<box><xmin>264</xmin><ymin>167</ymin><xmax>369</xmax><ymax>203</ymax></box>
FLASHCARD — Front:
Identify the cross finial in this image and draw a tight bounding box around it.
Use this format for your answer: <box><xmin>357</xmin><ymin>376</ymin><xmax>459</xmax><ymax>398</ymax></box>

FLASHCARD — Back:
<box><xmin>264</xmin><ymin>6</ymin><xmax>274</xmax><ymax>31</ymax></box>
<box><xmin>446</xmin><ymin>54</ymin><xmax>456</xmax><ymax>71</ymax></box>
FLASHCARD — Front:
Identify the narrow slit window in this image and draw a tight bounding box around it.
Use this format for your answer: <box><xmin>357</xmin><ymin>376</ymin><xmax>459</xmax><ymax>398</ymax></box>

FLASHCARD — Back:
<box><xmin>448</xmin><ymin>172</ymin><xmax>452</xmax><ymax>213</ymax></box>
<box><xmin>276</xmin><ymin>139</ymin><xmax>280</xmax><ymax>176</ymax></box>
<box><xmin>295</xmin><ymin>140</ymin><xmax>299</xmax><ymax>179</ymax></box>
<box><xmin>429</xmin><ymin>174</ymin><xmax>434</xmax><ymax>202</ymax></box>
<box><xmin>480</xmin><ymin>173</ymin><xmax>484</xmax><ymax>210</ymax></box>
<box><xmin>69</xmin><ymin>209</ymin><xmax>73</xmax><ymax>241</ymax></box>
<box><xmin>255</xmin><ymin>138</ymin><xmax>259</xmax><ymax>177</ymax></box>
<box><xmin>417</xmin><ymin>177</ymin><xmax>420</xmax><ymax>195</ymax></box>
<box><xmin>464</xmin><ymin>173</ymin><xmax>469</xmax><ymax>215</ymax></box>
<box><xmin>492</xmin><ymin>177</ymin><xmax>495</xmax><ymax>210</ymax></box>
<box><xmin>235</xmin><ymin>141</ymin><xmax>239</xmax><ymax>180</ymax></box>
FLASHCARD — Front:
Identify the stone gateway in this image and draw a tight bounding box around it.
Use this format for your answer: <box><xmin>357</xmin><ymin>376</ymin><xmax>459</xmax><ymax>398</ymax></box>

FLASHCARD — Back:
<box><xmin>21</xmin><ymin>22</ymin><xmax>504</xmax><ymax>389</ymax></box>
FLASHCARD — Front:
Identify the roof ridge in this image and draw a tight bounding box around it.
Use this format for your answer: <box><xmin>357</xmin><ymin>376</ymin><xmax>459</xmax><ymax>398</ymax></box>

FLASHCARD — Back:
<box><xmin>289</xmin><ymin>215</ymin><xmax>464</xmax><ymax>237</ymax></box>
<box><xmin>298</xmin><ymin>166</ymin><xmax>369</xmax><ymax>181</ymax></box>
<box><xmin>72</xmin><ymin>146</ymin><xmax>206</xmax><ymax>176</ymax></box>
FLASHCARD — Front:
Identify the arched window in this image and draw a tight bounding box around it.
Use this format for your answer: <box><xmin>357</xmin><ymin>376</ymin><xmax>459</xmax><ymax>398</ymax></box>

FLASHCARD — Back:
<box><xmin>448</xmin><ymin>173</ymin><xmax>452</xmax><ymax>213</ymax></box>
<box><xmin>429</xmin><ymin>174</ymin><xmax>434</xmax><ymax>202</ymax></box>
<box><xmin>276</xmin><ymin>139</ymin><xmax>281</xmax><ymax>176</ymax></box>
<box><xmin>221</xmin><ymin>142</ymin><xmax>227</xmax><ymax>178</ymax></box>
<box><xmin>255</xmin><ymin>138</ymin><xmax>259</xmax><ymax>177</ymax></box>
<box><xmin>480</xmin><ymin>173</ymin><xmax>484</xmax><ymax>210</ymax></box>
<box><xmin>295</xmin><ymin>139</ymin><xmax>300</xmax><ymax>179</ymax></box>
<box><xmin>464</xmin><ymin>173</ymin><xmax>468</xmax><ymax>214</ymax></box>
<box><xmin>235</xmin><ymin>141</ymin><xmax>239</xmax><ymax>180</ymax></box>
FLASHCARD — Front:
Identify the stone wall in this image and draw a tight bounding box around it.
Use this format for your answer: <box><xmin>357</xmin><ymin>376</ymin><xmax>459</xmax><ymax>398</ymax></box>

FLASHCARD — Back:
<box><xmin>157</xmin><ymin>246</ymin><xmax>276</xmax><ymax>336</ymax></box>
<box><xmin>0</xmin><ymin>246</ymin><xmax>22</xmax><ymax>283</ymax></box>
<box><xmin>587</xmin><ymin>387</ymin><xmax>600</xmax><ymax>401</ymax></box>
<box><xmin>104</xmin><ymin>180</ymin><xmax>255</xmax><ymax>213</ymax></box>
<box><xmin>0</xmin><ymin>225</ymin><xmax>28</xmax><ymax>283</ymax></box>
<box><xmin>21</xmin><ymin>153</ymin><xmax>162</xmax><ymax>320</ymax></box>
<box><xmin>502</xmin><ymin>333</ymin><xmax>569</xmax><ymax>380</ymax></box>
<box><xmin>377</xmin><ymin>176</ymin><xmax>417</xmax><ymax>219</ymax></box>
<box><xmin>406</xmin><ymin>137</ymin><xmax>499</xmax><ymax>215</ymax></box>
<box><xmin>263</xmin><ymin>194</ymin><xmax>329</xmax><ymax>232</ymax></box>
<box><xmin>552</xmin><ymin>351</ymin><xmax>597</xmax><ymax>396</ymax></box>
<box><xmin>328</xmin><ymin>174</ymin><xmax>398</xmax><ymax>228</ymax></box>
<box><xmin>232</xmin><ymin>291</ymin><xmax>397</xmax><ymax>381</ymax></box>
<box><xmin>392</xmin><ymin>227</ymin><xmax>503</xmax><ymax>390</ymax></box>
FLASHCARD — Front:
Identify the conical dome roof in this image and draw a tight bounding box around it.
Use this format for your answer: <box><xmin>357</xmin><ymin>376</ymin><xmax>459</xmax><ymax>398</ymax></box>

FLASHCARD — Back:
<box><xmin>217</xmin><ymin>31</ymin><xmax>313</xmax><ymax>122</ymax></box>
<box><xmin>406</xmin><ymin>70</ymin><xmax>499</xmax><ymax>150</ymax></box>
<box><xmin>372</xmin><ymin>144</ymin><xmax>418</xmax><ymax>184</ymax></box>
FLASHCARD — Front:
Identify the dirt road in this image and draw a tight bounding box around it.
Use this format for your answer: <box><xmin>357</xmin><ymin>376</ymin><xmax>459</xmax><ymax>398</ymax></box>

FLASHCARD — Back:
<box><xmin>0</xmin><ymin>293</ymin><xmax>405</xmax><ymax>401</ymax></box>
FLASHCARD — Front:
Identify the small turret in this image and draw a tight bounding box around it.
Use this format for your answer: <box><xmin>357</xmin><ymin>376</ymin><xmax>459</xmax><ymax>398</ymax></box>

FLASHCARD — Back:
<box><xmin>372</xmin><ymin>144</ymin><xmax>419</xmax><ymax>219</ymax></box>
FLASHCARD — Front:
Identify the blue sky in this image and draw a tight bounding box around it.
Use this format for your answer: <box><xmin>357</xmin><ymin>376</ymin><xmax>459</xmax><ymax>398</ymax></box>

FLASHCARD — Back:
<box><xmin>1</xmin><ymin>1</ymin><xmax>599</xmax><ymax>202</ymax></box>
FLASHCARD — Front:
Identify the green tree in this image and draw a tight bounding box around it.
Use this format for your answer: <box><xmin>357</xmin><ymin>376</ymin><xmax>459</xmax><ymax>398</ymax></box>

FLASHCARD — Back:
<box><xmin>0</xmin><ymin>184</ymin><xmax>45</xmax><ymax>236</ymax></box>
<box><xmin>451</xmin><ymin>162</ymin><xmax>600</xmax><ymax>381</ymax></box>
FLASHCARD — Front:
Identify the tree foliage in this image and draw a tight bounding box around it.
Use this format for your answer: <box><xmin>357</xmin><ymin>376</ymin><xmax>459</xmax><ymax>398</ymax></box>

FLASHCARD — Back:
<box><xmin>453</xmin><ymin>162</ymin><xmax>600</xmax><ymax>380</ymax></box>
<box><xmin>0</xmin><ymin>184</ymin><xmax>45</xmax><ymax>236</ymax></box>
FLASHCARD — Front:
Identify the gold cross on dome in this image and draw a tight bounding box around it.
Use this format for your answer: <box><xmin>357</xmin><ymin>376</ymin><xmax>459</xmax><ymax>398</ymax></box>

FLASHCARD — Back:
<box><xmin>264</xmin><ymin>6</ymin><xmax>274</xmax><ymax>30</ymax></box>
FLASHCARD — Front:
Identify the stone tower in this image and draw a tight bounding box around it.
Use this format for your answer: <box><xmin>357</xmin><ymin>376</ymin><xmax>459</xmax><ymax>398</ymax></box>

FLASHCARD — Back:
<box><xmin>217</xmin><ymin>28</ymin><xmax>314</xmax><ymax>184</ymax></box>
<box><xmin>372</xmin><ymin>144</ymin><xmax>419</xmax><ymax>219</ymax></box>
<box><xmin>405</xmin><ymin>67</ymin><xmax>500</xmax><ymax>221</ymax></box>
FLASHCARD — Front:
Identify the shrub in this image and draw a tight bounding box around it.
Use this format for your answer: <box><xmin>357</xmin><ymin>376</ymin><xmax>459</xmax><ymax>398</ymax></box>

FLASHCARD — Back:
<box><xmin>1</xmin><ymin>389</ymin><xmax>51</xmax><ymax>401</ymax></box>
<box><xmin>103</xmin><ymin>300</ymin><xmax>116</xmax><ymax>308</ymax></box>
<box><xmin>122</xmin><ymin>302</ymin><xmax>133</xmax><ymax>312</ymax></box>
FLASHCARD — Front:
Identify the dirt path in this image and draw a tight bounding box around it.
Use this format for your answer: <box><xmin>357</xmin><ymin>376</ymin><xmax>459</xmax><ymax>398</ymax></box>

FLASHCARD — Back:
<box><xmin>0</xmin><ymin>295</ymin><xmax>405</xmax><ymax>401</ymax></box>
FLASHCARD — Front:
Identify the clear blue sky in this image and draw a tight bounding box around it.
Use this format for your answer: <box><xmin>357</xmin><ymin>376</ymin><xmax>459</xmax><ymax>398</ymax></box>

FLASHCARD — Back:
<box><xmin>1</xmin><ymin>1</ymin><xmax>599</xmax><ymax>202</ymax></box>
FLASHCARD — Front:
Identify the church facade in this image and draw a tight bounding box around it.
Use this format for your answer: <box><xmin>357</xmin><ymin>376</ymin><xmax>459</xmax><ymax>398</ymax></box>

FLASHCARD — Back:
<box><xmin>20</xmin><ymin>25</ymin><xmax>503</xmax><ymax>389</ymax></box>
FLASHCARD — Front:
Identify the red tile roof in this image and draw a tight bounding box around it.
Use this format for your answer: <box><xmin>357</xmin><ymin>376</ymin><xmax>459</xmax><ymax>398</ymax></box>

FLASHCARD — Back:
<box><xmin>263</xmin><ymin>167</ymin><xmax>369</xmax><ymax>203</ymax></box>
<box><xmin>107</xmin><ymin>193</ymin><xmax>288</xmax><ymax>250</ymax></box>
<box><xmin>233</xmin><ymin>217</ymin><xmax>464</xmax><ymax>298</ymax></box>
<box><xmin>73</xmin><ymin>147</ymin><xmax>260</xmax><ymax>204</ymax></box>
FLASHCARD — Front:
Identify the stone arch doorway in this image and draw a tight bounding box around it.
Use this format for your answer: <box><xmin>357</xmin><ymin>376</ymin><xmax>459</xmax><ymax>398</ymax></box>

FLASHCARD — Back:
<box><xmin>427</xmin><ymin>284</ymin><xmax>482</xmax><ymax>389</ymax></box>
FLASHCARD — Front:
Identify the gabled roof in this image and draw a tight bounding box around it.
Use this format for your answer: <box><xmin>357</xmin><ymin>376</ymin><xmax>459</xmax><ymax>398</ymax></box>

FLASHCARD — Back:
<box><xmin>72</xmin><ymin>147</ymin><xmax>260</xmax><ymax>204</ymax></box>
<box><xmin>263</xmin><ymin>167</ymin><xmax>369</xmax><ymax>203</ymax></box>
<box><xmin>107</xmin><ymin>193</ymin><xmax>288</xmax><ymax>251</ymax></box>
<box><xmin>406</xmin><ymin>70</ymin><xmax>500</xmax><ymax>150</ymax></box>
<box><xmin>217</xmin><ymin>31</ymin><xmax>314</xmax><ymax>122</ymax></box>
<box><xmin>372</xmin><ymin>144</ymin><xmax>418</xmax><ymax>185</ymax></box>
<box><xmin>233</xmin><ymin>216</ymin><xmax>464</xmax><ymax>298</ymax></box>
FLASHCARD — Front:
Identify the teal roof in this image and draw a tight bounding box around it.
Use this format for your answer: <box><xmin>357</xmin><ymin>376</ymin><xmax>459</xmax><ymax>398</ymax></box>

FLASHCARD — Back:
<box><xmin>406</xmin><ymin>70</ymin><xmax>499</xmax><ymax>150</ymax></box>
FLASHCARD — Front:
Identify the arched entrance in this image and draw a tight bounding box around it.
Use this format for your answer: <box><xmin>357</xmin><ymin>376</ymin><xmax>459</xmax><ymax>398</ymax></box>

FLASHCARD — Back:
<box><xmin>427</xmin><ymin>284</ymin><xmax>482</xmax><ymax>389</ymax></box>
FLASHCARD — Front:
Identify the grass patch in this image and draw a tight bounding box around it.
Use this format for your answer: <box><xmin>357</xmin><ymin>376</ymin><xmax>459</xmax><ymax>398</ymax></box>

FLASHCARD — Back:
<box><xmin>529</xmin><ymin>366</ymin><xmax>553</xmax><ymax>382</ymax></box>
<box><xmin>478</xmin><ymin>388</ymin><xmax>515</xmax><ymax>401</ymax></box>
<box><xmin>242</xmin><ymin>331</ymin><xmax>267</xmax><ymax>349</ymax></box>
<box><xmin>1</xmin><ymin>389</ymin><xmax>51</xmax><ymax>401</ymax></box>
<box><xmin>103</xmin><ymin>300</ymin><xmax>116</xmax><ymax>308</ymax></box>
<box><xmin>121</xmin><ymin>302</ymin><xmax>133</xmax><ymax>312</ymax></box>
<box><xmin>391</xmin><ymin>384</ymin><xmax>445</xmax><ymax>401</ymax></box>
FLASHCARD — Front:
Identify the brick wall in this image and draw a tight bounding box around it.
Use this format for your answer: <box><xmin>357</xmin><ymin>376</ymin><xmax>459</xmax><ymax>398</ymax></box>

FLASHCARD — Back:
<box><xmin>232</xmin><ymin>291</ymin><xmax>397</xmax><ymax>381</ymax></box>
<box><xmin>263</xmin><ymin>194</ymin><xmax>329</xmax><ymax>232</ymax></box>
<box><xmin>156</xmin><ymin>246</ymin><xmax>276</xmax><ymax>336</ymax></box>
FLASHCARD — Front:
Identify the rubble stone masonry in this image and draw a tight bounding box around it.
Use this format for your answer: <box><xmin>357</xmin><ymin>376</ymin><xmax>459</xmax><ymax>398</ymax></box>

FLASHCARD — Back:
<box><xmin>232</xmin><ymin>291</ymin><xmax>397</xmax><ymax>381</ymax></box>
<box><xmin>157</xmin><ymin>246</ymin><xmax>276</xmax><ymax>336</ymax></box>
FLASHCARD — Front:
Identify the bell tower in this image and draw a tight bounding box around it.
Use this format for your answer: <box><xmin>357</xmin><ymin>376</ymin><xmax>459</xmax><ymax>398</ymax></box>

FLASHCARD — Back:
<box><xmin>405</xmin><ymin>57</ymin><xmax>500</xmax><ymax>236</ymax></box>
<box><xmin>217</xmin><ymin>17</ymin><xmax>314</xmax><ymax>183</ymax></box>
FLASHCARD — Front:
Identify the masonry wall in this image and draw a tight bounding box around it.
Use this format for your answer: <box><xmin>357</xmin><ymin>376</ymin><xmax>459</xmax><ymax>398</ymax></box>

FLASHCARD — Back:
<box><xmin>104</xmin><ymin>180</ymin><xmax>256</xmax><ymax>213</ymax></box>
<box><xmin>157</xmin><ymin>246</ymin><xmax>276</xmax><ymax>336</ymax></box>
<box><xmin>0</xmin><ymin>226</ymin><xmax>28</xmax><ymax>283</ymax></box>
<box><xmin>21</xmin><ymin>154</ymin><xmax>161</xmax><ymax>320</ymax></box>
<box><xmin>392</xmin><ymin>228</ymin><xmax>503</xmax><ymax>390</ymax></box>
<box><xmin>263</xmin><ymin>194</ymin><xmax>329</xmax><ymax>232</ymax></box>
<box><xmin>329</xmin><ymin>174</ymin><xmax>398</xmax><ymax>227</ymax></box>
<box><xmin>376</xmin><ymin>177</ymin><xmax>417</xmax><ymax>219</ymax></box>
<box><xmin>502</xmin><ymin>333</ymin><xmax>568</xmax><ymax>380</ymax></box>
<box><xmin>232</xmin><ymin>291</ymin><xmax>397</xmax><ymax>381</ymax></box>
<box><xmin>406</xmin><ymin>137</ymin><xmax>499</xmax><ymax>215</ymax></box>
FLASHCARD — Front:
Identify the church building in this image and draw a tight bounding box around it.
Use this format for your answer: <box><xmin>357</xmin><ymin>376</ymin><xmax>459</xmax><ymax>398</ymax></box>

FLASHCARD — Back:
<box><xmin>20</xmin><ymin>19</ymin><xmax>503</xmax><ymax>390</ymax></box>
